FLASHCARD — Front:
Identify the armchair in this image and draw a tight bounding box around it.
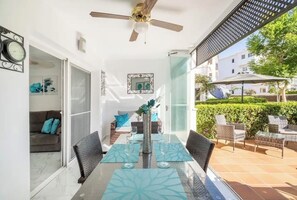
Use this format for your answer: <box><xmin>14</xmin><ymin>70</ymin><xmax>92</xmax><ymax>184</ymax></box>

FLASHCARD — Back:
<box><xmin>268</xmin><ymin>115</ymin><xmax>297</xmax><ymax>142</ymax></box>
<box><xmin>215</xmin><ymin>115</ymin><xmax>246</xmax><ymax>151</ymax></box>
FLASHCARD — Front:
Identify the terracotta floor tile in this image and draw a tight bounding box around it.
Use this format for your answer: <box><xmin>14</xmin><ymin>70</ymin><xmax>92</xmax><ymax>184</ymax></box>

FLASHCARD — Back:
<box><xmin>241</xmin><ymin>165</ymin><xmax>266</xmax><ymax>173</ymax></box>
<box><xmin>210</xmin><ymin>139</ymin><xmax>297</xmax><ymax>200</ymax></box>
<box><xmin>258</xmin><ymin>165</ymin><xmax>283</xmax><ymax>173</ymax></box>
<box><xmin>236</xmin><ymin>173</ymin><xmax>265</xmax><ymax>185</ymax></box>
<box><xmin>220</xmin><ymin>172</ymin><xmax>243</xmax><ymax>182</ymax></box>
<box><xmin>223</xmin><ymin>164</ymin><xmax>245</xmax><ymax>172</ymax></box>
<box><xmin>252</xmin><ymin>187</ymin><xmax>290</xmax><ymax>200</ymax></box>
<box><xmin>255</xmin><ymin>174</ymin><xmax>283</xmax><ymax>185</ymax></box>
<box><xmin>274</xmin><ymin>174</ymin><xmax>297</xmax><ymax>185</ymax></box>
<box><xmin>273</xmin><ymin>186</ymin><xmax>297</xmax><ymax>199</ymax></box>
<box><xmin>210</xmin><ymin>164</ymin><xmax>229</xmax><ymax>172</ymax></box>
<box><xmin>227</xmin><ymin>183</ymin><xmax>264</xmax><ymax>200</ymax></box>
<box><xmin>283</xmin><ymin>166</ymin><xmax>297</xmax><ymax>173</ymax></box>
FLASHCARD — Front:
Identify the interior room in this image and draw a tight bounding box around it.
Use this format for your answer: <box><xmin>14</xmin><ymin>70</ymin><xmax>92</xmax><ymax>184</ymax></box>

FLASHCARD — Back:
<box><xmin>0</xmin><ymin>0</ymin><xmax>296</xmax><ymax>199</ymax></box>
<box><xmin>29</xmin><ymin>46</ymin><xmax>63</xmax><ymax>191</ymax></box>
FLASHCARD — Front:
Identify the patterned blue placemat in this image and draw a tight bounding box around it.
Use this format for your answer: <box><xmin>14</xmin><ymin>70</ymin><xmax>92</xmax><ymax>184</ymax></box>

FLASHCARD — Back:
<box><xmin>100</xmin><ymin>144</ymin><xmax>140</xmax><ymax>163</ymax></box>
<box><xmin>102</xmin><ymin>168</ymin><xmax>187</xmax><ymax>200</ymax></box>
<box><xmin>154</xmin><ymin>143</ymin><xmax>193</xmax><ymax>162</ymax></box>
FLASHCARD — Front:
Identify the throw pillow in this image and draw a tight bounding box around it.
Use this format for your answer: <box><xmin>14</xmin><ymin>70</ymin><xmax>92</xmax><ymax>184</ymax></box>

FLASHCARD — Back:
<box><xmin>50</xmin><ymin>119</ymin><xmax>60</xmax><ymax>134</ymax></box>
<box><xmin>114</xmin><ymin>113</ymin><xmax>131</xmax><ymax>128</ymax></box>
<box><xmin>41</xmin><ymin>118</ymin><xmax>54</xmax><ymax>134</ymax></box>
<box><xmin>151</xmin><ymin>112</ymin><xmax>158</xmax><ymax>122</ymax></box>
<box><xmin>118</xmin><ymin>110</ymin><xmax>138</xmax><ymax>122</ymax></box>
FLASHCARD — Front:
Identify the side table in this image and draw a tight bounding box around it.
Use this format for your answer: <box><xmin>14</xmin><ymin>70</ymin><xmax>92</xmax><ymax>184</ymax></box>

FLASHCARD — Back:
<box><xmin>254</xmin><ymin>131</ymin><xmax>285</xmax><ymax>158</ymax></box>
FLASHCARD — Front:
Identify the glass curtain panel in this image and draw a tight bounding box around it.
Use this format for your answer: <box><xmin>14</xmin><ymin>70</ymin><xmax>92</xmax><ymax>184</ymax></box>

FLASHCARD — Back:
<box><xmin>70</xmin><ymin>66</ymin><xmax>91</xmax><ymax>159</ymax></box>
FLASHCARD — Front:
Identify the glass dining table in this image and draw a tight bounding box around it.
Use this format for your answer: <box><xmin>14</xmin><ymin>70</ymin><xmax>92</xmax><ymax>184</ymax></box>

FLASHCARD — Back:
<box><xmin>72</xmin><ymin>134</ymin><xmax>239</xmax><ymax>200</ymax></box>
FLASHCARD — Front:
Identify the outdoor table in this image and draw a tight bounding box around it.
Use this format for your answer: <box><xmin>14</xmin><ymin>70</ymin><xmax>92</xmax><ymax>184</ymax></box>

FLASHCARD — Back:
<box><xmin>254</xmin><ymin>131</ymin><xmax>285</xmax><ymax>158</ymax></box>
<box><xmin>72</xmin><ymin>134</ymin><xmax>240</xmax><ymax>200</ymax></box>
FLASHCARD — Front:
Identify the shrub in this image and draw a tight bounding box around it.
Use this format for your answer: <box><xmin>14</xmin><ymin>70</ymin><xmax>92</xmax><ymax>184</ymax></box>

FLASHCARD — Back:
<box><xmin>196</xmin><ymin>96</ymin><xmax>267</xmax><ymax>105</ymax></box>
<box><xmin>196</xmin><ymin>102</ymin><xmax>297</xmax><ymax>138</ymax></box>
<box><xmin>286</xmin><ymin>90</ymin><xmax>297</xmax><ymax>94</ymax></box>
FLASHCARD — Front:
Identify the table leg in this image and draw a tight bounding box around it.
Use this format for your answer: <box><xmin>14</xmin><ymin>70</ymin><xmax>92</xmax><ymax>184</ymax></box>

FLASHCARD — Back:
<box><xmin>282</xmin><ymin>147</ymin><xmax>284</xmax><ymax>158</ymax></box>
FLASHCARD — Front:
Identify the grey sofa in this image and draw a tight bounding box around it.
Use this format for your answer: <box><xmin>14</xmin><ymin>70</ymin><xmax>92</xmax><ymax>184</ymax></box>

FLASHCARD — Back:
<box><xmin>30</xmin><ymin>110</ymin><xmax>61</xmax><ymax>152</ymax></box>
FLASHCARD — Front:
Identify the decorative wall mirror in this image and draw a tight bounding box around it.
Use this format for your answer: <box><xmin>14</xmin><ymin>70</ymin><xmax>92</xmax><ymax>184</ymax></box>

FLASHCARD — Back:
<box><xmin>127</xmin><ymin>73</ymin><xmax>154</xmax><ymax>94</ymax></box>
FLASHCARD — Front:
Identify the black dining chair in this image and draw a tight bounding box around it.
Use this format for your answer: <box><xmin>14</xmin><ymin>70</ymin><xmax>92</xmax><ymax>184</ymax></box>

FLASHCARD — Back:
<box><xmin>186</xmin><ymin>130</ymin><xmax>215</xmax><ymax>173</ymax></box>
<box><xmin>73</xmin><ymin>131</ymin><xmax>105</xmax><ymax>184</ymax></box>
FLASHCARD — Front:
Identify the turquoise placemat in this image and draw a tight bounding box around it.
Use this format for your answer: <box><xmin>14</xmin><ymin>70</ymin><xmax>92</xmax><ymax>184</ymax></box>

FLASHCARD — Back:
<box><xmin>154</xmin><ymin>143</ymin><xmax>193</xmax><ymax>162</ymax></box>
<box><xmin>102</xmin><ymin>168</ymin><xmax>187</xmax><ymax>200</ymax></box>
<box><xmin>100</xmin><ymin>144</ymin><xmax>140</xmax><ymax>163</ymax></box>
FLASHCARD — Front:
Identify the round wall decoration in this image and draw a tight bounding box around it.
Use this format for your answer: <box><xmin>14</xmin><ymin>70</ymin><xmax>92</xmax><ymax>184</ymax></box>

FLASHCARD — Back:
<box><xmin>2</xmin><ymin>39</ymin><xmax>26</xmax><ymax>63</ymax></box>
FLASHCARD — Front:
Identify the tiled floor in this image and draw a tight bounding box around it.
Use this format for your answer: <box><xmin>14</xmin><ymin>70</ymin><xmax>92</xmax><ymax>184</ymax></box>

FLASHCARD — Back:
<box><xmin>210</xmin><ymin>139</ymin><xmax>297</xmax><ymax>200</ymax></box>
<box><xmin>31</xmin><ymin>152</ymin><xmax>61</xmax><ymax>190</ymax></box>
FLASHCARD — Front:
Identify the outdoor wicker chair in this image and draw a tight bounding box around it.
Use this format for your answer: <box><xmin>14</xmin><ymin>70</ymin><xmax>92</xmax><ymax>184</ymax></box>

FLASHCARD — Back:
<box><xmin>268</xmin><ymin>115</ymin><xmax>297</xmax><ymax>142</ymax></box>
<box><xmin>215</xmin><ymin>115</ymin><xmax>246</xmax><ymax>151</ymax></box>
<box><xmin>186</xmin><ymin>130</ymin><xmax>215</xmax><ymax>172</ymax></box>
<box><xmin>73</xmin><ymin>131</ymin><xmax>106</xmax><ymax>184</ymax></box>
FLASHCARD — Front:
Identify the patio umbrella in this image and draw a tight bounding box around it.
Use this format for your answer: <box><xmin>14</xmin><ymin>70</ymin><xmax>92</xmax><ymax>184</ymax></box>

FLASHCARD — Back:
<box><xmin>212</xmin><ymin>73</ymin><xmax>288</xmax><ymax>103</ymax></box>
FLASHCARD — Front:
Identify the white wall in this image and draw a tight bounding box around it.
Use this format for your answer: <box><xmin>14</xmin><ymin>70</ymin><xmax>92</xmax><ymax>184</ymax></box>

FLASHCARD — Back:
<box><xmin>29</xmin><ymin>61</ymin><xmax>62</xmax><ymax>111</ymax></box>
<box><xmin>0</xmin><ymin>0</ymin><xmax>103</xmax><ymax>199</ymax></box>
<box><xmin>101</xmin><ymin>58</ymin><xmax>170</xmax><ymax>139</ymax></box>
<box><xmin>0</xmin><ymin>1</ymin><xmax>30</xmax><ymax>199</ymax></box>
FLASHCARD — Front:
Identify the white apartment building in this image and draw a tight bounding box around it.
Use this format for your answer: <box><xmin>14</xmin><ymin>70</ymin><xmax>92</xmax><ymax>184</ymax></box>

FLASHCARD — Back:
<box><xmin>195</xmin><ymin>56</ymin><xmax>219</xmax><ymax>82</ymax></box>
<box><xmin>194</xmin><ymin>56</ymin><xmax>219</xmax><ymax>100</ymax></box>
<box><xmin>218</xmin><ymin>50</ymin><xmax>269</xmax><ymax>95</ymax></box>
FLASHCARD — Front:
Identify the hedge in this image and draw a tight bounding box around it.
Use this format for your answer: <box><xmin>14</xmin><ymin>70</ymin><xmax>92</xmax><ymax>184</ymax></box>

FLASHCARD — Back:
<box><xmin>196</xmin><ymin>96</ymin><xmax>267</xmax><ymax>105</ymax></box>
<box><xmin>196</xmin><ymin>102</ymin><xmax>297</xmax><ymax>138</ymax></box>
<box><xmin>286</xmin><ymin>91</ymin><xmax>297</xmax><ymax>94</ymax></box>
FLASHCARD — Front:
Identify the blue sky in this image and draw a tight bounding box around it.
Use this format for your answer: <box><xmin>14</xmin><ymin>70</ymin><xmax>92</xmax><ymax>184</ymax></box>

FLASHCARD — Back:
<box><xmin>219</xmin><ymin>37</ymin><xmax>248</xmax><ymax>59</ymax></box>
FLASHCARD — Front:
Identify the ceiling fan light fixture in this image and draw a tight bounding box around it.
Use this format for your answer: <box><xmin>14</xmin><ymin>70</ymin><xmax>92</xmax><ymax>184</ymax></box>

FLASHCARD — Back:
<box><xmin>134</xmin><ymin>22</ymin><xmax>148</xmax><ymax>34</ymax></box>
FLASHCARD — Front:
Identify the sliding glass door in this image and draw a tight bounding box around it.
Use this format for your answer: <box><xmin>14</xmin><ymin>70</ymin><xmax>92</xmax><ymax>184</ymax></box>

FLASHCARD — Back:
<box><xmin>70</xmin><ymin>65</ymin><xmax>91</xmax><ymax>159</ymax></box>
<box><xmin>167</xmin><ymin>56</ymin><xmax>191</xmax><ymax>141</ymax></box>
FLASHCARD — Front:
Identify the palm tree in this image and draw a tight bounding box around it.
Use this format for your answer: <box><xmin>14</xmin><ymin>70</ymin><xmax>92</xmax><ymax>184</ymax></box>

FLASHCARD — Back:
<box><xmin>195</xmin><ymin>75</ymin><xmax>215</xmax><ymax>100</ymax></box>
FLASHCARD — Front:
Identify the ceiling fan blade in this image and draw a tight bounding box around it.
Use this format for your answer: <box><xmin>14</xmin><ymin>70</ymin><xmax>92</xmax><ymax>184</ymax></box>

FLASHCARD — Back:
<box><xmin>129</xmin><ymin>30</ymin><xmax>138</xmax><ymax>42</ymax></box>
<box><xmin>90</xmin><ymin>12</ymin><xmax>130</xmax><ymax>20</ymax></box>
<box><xmin>150</xmin><ymin>19</ymin><xmax>183</xmax><ymax>32</ymax></box>
<box><xmin>143</xmin><ymin>0</ymin><xmax>158</xmax><ymax>15</ymax></box>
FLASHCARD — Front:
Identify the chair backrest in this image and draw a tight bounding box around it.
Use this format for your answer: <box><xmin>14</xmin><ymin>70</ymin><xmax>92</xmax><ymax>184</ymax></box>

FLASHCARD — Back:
<box><xmin>186</xmin><ymin>130</ymin><xmax>215</xmax><ymax>172</ymax></box>
<box><xmin>215</xmin><ymin>115</ymin><xmax>227</xmax><ymax>125</ymax></box>
<box><xmin>268</xmin><ymin>115</ymin><xmax>288</xmax><ymax>129</ymax></box>
<box><xmin>131</xmin><ymin>121</ymin><xmax>160</xmax><ymax>134</ymax></box>
<box><xmin>73</xmin><ymin>131</ymin><xmax>103</xmax><ymax>183</ymax></box>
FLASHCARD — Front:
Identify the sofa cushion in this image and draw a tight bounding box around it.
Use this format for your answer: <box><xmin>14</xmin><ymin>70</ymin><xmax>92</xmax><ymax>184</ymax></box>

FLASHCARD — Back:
<box><xmin>30</xmin><ymin>133</ymin><xmax>59</xmax><ymax>145</ymax></box>
<box><xmin>151</xmin><ymin>112</ymin><xmax>158</xmax><ymax>122</ymax></box>
<box><xmin>114</xmin><ymin>113</ymin><xmax>131</xmax><ymax>128</ymax></box>
<box><xmin>41</xmin><ymin>118</ymin><xmax>54</xmax><ymax>134</ymax></box>
<box><xmin>115</xmin><ymin>127</ymin><xmax>132</xmax><ymax>132</ymax></box>
<box><xmin>50</xmin><ymin>119</ymin><xmax>60</xmax><ymax>134</ymax></box>
<box><xmin>118</xmin><ymin>110</ymin><xmax>139</xmax><ymax>122</ymax></box>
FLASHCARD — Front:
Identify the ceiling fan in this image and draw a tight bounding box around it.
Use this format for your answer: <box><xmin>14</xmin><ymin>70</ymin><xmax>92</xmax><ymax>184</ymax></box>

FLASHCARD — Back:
<box><xmin>90</xmin><ymin>0</ymin><xmax>183</xmax><ymax>42</ymax></box>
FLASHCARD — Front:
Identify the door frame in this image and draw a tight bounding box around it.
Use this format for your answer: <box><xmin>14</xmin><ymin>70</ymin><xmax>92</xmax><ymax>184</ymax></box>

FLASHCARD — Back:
<box><xmin>29</xmin><ymin>42</ymin><xmax>68</xmax><ymax>197</ymax></box>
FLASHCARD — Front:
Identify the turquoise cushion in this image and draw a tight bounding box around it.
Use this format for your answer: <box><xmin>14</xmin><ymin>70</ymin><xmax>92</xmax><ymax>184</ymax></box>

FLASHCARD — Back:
<box><xmin>41</xmin><ymin>118</ymin><xmax>54</xmax><ymax>134</ymax></box>
<box><xmin>114</xmin><ymin>113</ymin><xmax>131</xmax><ymax>128</ymax></box>
<box><xmin>50</xmin><ymin>119</ymin><xmax>60</xmax><ymax>134</ymax></box>
<box><xmin>151</xmin><ymin>112</ymin><xmax>158</xmax><ymax>122</ymax></box>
